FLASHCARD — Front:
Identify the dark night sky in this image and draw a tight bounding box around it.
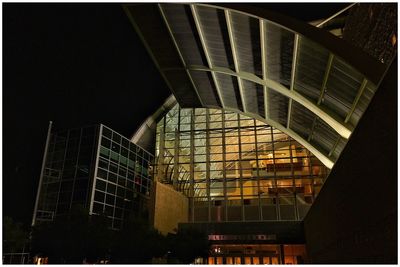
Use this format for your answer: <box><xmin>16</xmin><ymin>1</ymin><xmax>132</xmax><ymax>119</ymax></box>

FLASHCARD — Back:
<box><xmin>3</xmin><ymin>3</ymin><xmax>349</xmax><ymax>226</ymax></box>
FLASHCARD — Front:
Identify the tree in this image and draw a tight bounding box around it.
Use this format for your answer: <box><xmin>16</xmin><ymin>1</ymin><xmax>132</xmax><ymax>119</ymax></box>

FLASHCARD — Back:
<box><xmin>3</xmin><ymin>216</ymin><xmax>29</xmax><ymax>253</ymax></box>
<box><xmin>85</xmin><ymin>213</ymin><xmax>113</xmax><ymax>263</ymax></box>
<box><xmin>166</xmin><ymin>227</ymin><xmax>210</xmax><ymax>264</ymax></box>
<box><xmin>30</xmin><ymin>205</ymin><xmax>114</xmax><ymax>263</ymax></box>
<box><xmin>110</xmin><ymin>216</ymin><xmax>167</xmax><ymax>263</ymax></box>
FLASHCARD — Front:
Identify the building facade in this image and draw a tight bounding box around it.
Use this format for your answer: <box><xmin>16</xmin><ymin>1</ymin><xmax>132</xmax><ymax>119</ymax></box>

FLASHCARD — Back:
<box><xmin>145</xmin><ymin>101</ymin><xmax>329</xmax><ymax>264</ymax></box>
<box><xmin>32</xmin><ymin>124</ymin><xmax>154</xmax><ymax>230</ymax></box>
<box><xmin>155</xmin><ymin>103</ymin><xmax>329</xmax><ymax>223</ymax></box>
<box><xmin>125</xmin><ymin>3</ymin><xmax>396</xmax><ymax>263</ymax></box>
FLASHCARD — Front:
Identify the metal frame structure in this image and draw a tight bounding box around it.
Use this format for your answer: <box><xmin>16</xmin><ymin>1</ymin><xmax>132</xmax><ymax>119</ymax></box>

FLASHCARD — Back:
<box><xmin>124</xmin><ymin>3</ymin><xmax>386</xmax><ymax>169</ymax></box>
<box><xmin>155</xmin><ymin>103</ymin><xmax>329</xmax><ymax>222</ymax></box>
<box><xmin>32</xmin><ymin>124</ymin><xmax>154</xmax><ymax>230</ymax></box>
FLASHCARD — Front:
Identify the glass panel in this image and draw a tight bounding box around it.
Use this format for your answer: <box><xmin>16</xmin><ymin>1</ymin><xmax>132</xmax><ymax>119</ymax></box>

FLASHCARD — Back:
<box><xmin>155</xmin><ymin>103</ymin><xmax>329</xmax><ymax>223</ymax></box>
<box><xmin>294</xmin><ymin>37</ymin><xmax>330</xmax><ymax>102</ymax></box>
<box><xmin>265</xmin><ymin>22</ymin><xmax>294</xmax><ymax>88</ymax></box>
<box><xmin>214</xmin><ymin>73</ymin><xmax>242</xmax><ymax>110</ymax></box>
<box><xmin>230</xmin><ymin>12</ymin><xmax>262</xmax><ymax>76</ymax></box>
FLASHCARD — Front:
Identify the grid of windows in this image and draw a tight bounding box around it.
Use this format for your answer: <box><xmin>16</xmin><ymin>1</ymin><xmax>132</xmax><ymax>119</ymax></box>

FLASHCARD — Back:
<box><xmin>155</xmin><ymin>105</ymin><xmax>329</xmax><ymax>222</ymax></box>
<box><xmin>35</xmin><ymin>125</ymin><xmax>98</xmax><ymax>222</ymax></box>
<box><xmin>91</xmin><ymin>125</ymin><xmax>154</xmax><ymax>229</ymax></box>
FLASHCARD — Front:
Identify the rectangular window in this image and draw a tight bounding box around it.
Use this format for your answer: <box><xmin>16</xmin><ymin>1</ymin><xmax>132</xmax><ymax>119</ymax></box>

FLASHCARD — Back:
<box><xmin>121</xmin><ymin>138</ymin><xmax>129</xmax><ymax>149</ymax></box>
<box><xmin>97</xmin><ymin>168</ymin><xmax>108</xmax><ymax>180</ymax></box>
<box><xmin>117</xmin><ymin>177</ymin><xmax>126</xmax><ymax>186</ymax></box>
<box><xmin>105</xmin><ymin>194</ymin><xmax>115</xmax><ymax>205</ymax></box>
<box><xmin>104</xmin><ymin>205</ymin><xmax>114</xmax><ymax>216</ymax></box>
<box><xmin>100</xmin><ymin>146</ymin><xmax>110</xmax><ymax>158</ymax></box>
<box><xmin>116</xmin><ymin>186</ymin><xmax>125</xmax><ymax>198</ymax></box>
<box><xmin>102</xmin><ymin>127</ymin><xmax>112</xmax><ymax>138</ymax></box>
<box><xmin>101</xmin><ymin>137</ymin><xmax>111</xmax><ymax>148</ymax></box>
<box><xmin>110</xmin><ymin>151</ymin><xmax>119</xmax><ymax>163</ymax></box>
<box><xmin>108</xmin><ymin>172</ymin><xmax>117</xmax><ymax>184</ymax></box>
<box><xmin>98</xmin><ymin>158</ymin><xmax>109</xmax><ymax>170</ymax></box>
<box><xmin>92</xmin><ymin>202</ymin><xmax>104</xmax><ymax>214</ymax></box>
<box><xmin>111</xmin><ymin>142</ymin><xmax>120</xmax><ymax>153</ymax></box>
<box><xmin>106</xmin><ymin>183</ymin><xmax>116</xmax><ymax>194</ymax></box>
<box><xmin>95</xmin><ymin>179</ymin><xmax>106</xmax><ymax>191</ymax></box>
<box><xmin>112</xmin><ymin>132</ymin><xmax>121</xmax><ymax>144</ymax></box>
<box><xmin>94</xmin><ymin>190</ymin><xmax>105</xmax><ymax>202</ymax></box>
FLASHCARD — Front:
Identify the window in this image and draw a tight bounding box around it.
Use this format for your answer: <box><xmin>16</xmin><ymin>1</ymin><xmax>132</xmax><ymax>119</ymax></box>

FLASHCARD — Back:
<box><xmin>95</xmin><ymin>179</ymin><xmax>106</xmax><ymax>191</ymax></box>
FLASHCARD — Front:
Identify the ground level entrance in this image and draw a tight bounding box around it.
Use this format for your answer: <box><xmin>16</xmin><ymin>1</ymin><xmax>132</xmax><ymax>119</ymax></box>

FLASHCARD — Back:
<box><xmin>206</xmin><ymin>244</ymin><xmax>306</xmax><ymax>264</ymax></box>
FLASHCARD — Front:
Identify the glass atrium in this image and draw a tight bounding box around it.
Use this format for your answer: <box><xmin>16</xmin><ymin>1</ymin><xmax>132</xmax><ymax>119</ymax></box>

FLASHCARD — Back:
<box><xmin>155</xmin><ymin>104</ymin><xmax>329</xmax><ymax>222</ymax></box>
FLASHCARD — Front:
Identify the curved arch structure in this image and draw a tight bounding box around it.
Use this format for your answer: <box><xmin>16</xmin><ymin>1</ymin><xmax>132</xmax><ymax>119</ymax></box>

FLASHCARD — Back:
<box><xmin>124</xmin><ymin>3</ymin><xmax>388</xmax><ymax>168</ymax></box>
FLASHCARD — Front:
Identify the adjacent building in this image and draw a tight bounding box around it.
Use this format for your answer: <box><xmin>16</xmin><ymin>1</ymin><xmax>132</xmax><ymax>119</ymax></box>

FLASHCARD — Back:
<box><xmin>32</xmin><ymin>124</ymin><xmax>154</xmax><ymax>230</ymax></box>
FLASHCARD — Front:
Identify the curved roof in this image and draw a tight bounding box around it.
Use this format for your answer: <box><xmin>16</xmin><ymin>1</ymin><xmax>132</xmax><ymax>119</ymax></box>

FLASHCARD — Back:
<box><xmin>124</xmin><ymin>3</ymin><xmax>388</xmax><ymax>168</ymax></box>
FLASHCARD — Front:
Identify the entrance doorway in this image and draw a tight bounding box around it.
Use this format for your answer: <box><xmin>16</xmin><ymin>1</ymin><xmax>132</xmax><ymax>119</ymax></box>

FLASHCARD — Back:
<box><xmin>207</xmin><ymin>244</ymin><xmax>306</xmax><ymax>264</ymax></box>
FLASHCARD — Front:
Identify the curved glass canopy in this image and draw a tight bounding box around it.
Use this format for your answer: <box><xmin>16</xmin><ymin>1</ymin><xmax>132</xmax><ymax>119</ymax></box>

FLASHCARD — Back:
<box><xmin>125</xmin><ymin>3</ymin><xmax>386</xmax><ymax>168</ymax></box>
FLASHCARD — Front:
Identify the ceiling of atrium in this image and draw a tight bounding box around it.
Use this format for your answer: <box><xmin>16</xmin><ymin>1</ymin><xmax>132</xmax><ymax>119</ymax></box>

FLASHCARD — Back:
<box><xmin>124</xmin><ymin>3</ymin><xmax>389</xmax><ymax>168</ymax></box>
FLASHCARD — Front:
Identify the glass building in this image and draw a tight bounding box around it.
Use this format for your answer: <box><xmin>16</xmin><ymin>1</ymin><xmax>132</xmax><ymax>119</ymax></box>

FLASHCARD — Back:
<box><xmin>155</xmin><ymin>103</ymin><xmax>328</xmax><ymax>222</ymax></box>
<box><xmin>125</xmin><ymin>3</ymin><xmax>396</xmax><ymax>264</ymax></box>
<box><xmin>32</xmin><ymin>124</ymin><xmax>154</xmax><ymax>230</ymax></box>
<box><xmin>148</xmin><ymin>102</ymin><xmax>329</xmax><ymax>263</ymax></box>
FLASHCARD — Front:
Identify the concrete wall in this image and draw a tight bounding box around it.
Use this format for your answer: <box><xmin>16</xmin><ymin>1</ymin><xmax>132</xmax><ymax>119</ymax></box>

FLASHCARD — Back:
<box><xmin>303</xmin><ymin>59</ymin><xmax>397</xmax><ymax>263</ymax></box>
<box><xmin>151</xmin><ymin>182</ymin><xmax>189</xmax><ymax>235</ymax></box>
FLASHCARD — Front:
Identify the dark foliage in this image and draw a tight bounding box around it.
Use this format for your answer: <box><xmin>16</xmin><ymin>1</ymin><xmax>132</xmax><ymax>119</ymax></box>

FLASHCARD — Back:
<box><xmin>30</xmin><ymin>205</ymin><xmax>112</xmax><ymax>263</ymax></box>
<box><xmin>30</xmin><ymin>206</ymin><xmax>210</xmax><ymax>264</ymax></box>
<box><xmin>3</xmin><ymin>216</ymin><xmax>29</xmax><ymax>253</ymax></box>
<box><xmin>166</xmin><ymin>227</ymin><xmax>210</xmax><ymax>264</ymax></box>
<box><xmin>110</xmin><ymin>215</ymin><xmax>167</xmax><ymax>263</ymax></box>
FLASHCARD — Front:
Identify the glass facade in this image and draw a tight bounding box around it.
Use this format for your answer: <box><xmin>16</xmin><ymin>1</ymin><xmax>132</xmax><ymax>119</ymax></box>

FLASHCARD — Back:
<box><xmin>155</xmin><ymin>104</ymin><xmax>329</xmax><ymax>222</ymax></box>
<box><xmin>34</xmin><ymin>125</ymin><xmax>99</xmax><ymax>222</ymax></box>
<box><xmin>33</xmin><ymin>124</ymin><xmax>154</xmax><ymax>230</ymax></box>
<box><xmin>91</xmin><ymin>125</ymin><xmax>154</xmax><ymax>229</ymax></box>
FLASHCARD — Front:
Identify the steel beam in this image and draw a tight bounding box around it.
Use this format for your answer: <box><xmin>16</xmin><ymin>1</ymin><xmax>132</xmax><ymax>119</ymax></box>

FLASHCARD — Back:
<box><xmin>345</xmin><ymin>78</ymin><xmax>368</xmax><ymax>123</ymax></box>
<box><xmin>328</xmin><ymin>135</ymin><xmax>342</xmax><ymax>157</ymax></box>
<box><xmin>306</xmin><ymin>53</ymin><xmax>335</xmax><ymax>142</ymax></box>
<box><xmin>255</xmin><ymin>114</ymin><xmax>335</xmax><ymax>169</ymax></box>
<box><xmin>307</xmin><ymin>117</ymin><xmax>317</xmax><ymax>142</ymax></box>
<box><xmin>225</xmin><ymin>9</ymin><xmax>247</xmax><ymax>113</ymax></box>
<box><xmin>182</xmin><ymin>65</ymin><xmax>353</xmax><ymax>139</ymax></box>
<box><xmin>123</xmin><ymin>5</ymin><xmax>188</xmax><ymax>108</ymax></box>
<box><xmin>316</xmin><ymin>3</ymin><xmax>357</xmax><ymax>28</ymax></box>
<box><xmin>318</xmin><ymin>53</ymin><xmax>335</xmax><ymax>105</ymax></box>
<box><xmin>287</xmin><ymin>34</ymin><xmax>300</xmax><ymax>129</ymax></box>
<box><xmin>190</xmin><ymin>5</ymin><xmax>226</xmax><ymax>108</ymax></box>
<box><xmin>32</xmin><ymin>121</ymin><xmax>53</xmax><ymax>226</ymax></box>
<box><xmin>158</xmin><ymin>4</ymin><xmax>205</xmax><ymax>107</ymax></box>
<box><xmin>260</xmin><ymin>19</ymin><xmax>270</xmax><ymax>119</ymax></box>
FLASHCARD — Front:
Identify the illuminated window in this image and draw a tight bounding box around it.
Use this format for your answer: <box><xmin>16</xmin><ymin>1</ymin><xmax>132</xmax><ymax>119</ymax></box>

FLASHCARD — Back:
<box><xmin>155</xmin><ymin>104</ymin><xmax>329</xmax><ymax>222</ymax></box>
